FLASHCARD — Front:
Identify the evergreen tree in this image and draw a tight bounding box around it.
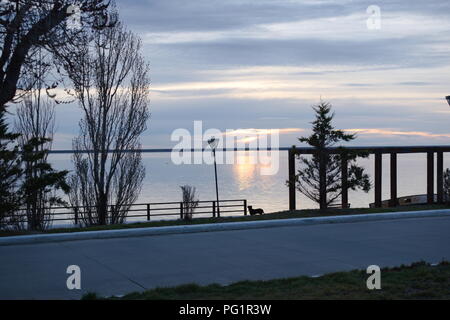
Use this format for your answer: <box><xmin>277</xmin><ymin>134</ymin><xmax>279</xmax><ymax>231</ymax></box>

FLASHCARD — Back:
<box><xmin>0</xmin><ymin>111</ymin><xmax>21</xmax><ymax>228</ymax></box>
<box><xmin>19</xmin><ymin>137</ymin><xmax>70</xmax><ymax>230</ymax></box>
<box><xmin>0</xmin><ymin>111</ymin><xmax>70</xmax><ymax>230</ymax></box>
<box><xmin>293</xmin><ymin>101</ymin><xmax>371</xmax><ymax>209</ymax></box>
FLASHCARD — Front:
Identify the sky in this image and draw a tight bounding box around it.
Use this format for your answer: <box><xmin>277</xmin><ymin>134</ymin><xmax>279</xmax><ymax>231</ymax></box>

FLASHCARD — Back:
<box><xmin>49</xmin><ymin>0</ymin><xmax>450</xmax><ymax>149</ymax></box>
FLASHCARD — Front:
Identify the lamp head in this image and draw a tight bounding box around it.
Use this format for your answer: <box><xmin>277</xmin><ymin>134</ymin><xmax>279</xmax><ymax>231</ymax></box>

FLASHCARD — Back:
<box><xmin>207</xmin><ymin>137</ymin><xmax>219</xmax><ymax>150</ymax></box>
<box><xmin>446</xmin><ymin>96</ymin><xmax>450</xmax><ymax>107</ymax></box>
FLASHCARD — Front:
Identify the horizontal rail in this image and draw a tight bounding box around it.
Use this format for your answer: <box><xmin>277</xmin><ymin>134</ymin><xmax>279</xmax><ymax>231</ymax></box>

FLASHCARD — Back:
<box><xmin>289</xmin><ymin>145</ymin><xmax>450</xmax><ymax>155</ymax></box>
<box><xmin>48</xmin><ymin>145</ymin><xmax>450</xmax><ymax>154</ymax></box>
<box><xmin>2</xmin><ymin>199</ymin><xmax>248</xmax><ymax>229</ymax></box>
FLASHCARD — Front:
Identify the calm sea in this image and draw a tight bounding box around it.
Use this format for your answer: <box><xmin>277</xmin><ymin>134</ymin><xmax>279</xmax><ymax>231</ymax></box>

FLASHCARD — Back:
<box><xmin>48</xmin><ymin>151</ymin><xmax>450</xmax><ymax>218</ymax></box>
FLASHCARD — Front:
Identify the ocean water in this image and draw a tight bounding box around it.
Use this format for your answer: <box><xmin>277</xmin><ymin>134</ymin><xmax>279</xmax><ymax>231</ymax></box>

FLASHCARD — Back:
<box><xmin>48</xmin><ymin>151</ymin><xmax>450</xmax><ymax>220</ymax></box>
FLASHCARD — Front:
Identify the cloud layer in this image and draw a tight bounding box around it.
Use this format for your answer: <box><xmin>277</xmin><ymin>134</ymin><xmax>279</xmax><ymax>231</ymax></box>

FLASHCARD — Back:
<box><xmin>49</xmin><ymin>0</ymin><xmax>450</xmax><ymax>149</ymax></box>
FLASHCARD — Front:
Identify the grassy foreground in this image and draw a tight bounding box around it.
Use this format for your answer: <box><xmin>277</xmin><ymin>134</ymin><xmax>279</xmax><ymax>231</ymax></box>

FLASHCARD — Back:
<box><xmin>84</xmin><ymin>261</ymin><xmax>450</xmax><ymax>300</ymax></box>
<box><xmin>1</xmin><ymin>204</ymin><xmax>449</xmax><ymax>237</ymax></box>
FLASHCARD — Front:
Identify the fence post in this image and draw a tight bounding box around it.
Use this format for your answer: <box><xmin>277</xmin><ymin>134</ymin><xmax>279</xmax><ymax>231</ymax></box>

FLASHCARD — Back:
<box><xmin>374</xmin><ymin>152</ymin><xmax>382</xmax><ymax>208</ymax></box>
<box><xmin>341</xmin><ymin>153</ymin><xmax>348</xmax><ymax>209</ymax></box>
<box><xmin>389</xmin><ymin>153</ymin><xmax>398</xmax><ymax>207</ymax></box>
<box><xmin>110</xmin><ymin>205</ymin><xmax>114</xmax><ymax>225</ymax></box>
<box><xmin>180</xmin><ymin>202</ymin><xmax>183</xmax><ymax>220</ymax></box>
<box><xmin>437</xmin><ymin>151</ymin><xmax>444</xmax><ymax>204</ymax></box>
<box><xmin>74</xmin><ymin>206</ymin><xmax>78</xmax><ymax>225</ymax></box>
<box><xmin>243</xmin><ymin>199</ymin><xmax>247</xmax><ymax>216</ymax></box>
<box><xmin>147</xmin><ymin>204</ymin><xmax>151</xmax><ymax>221</ymax></box>
<box><xmin>288</xmin><ymin>147</ymin><xmax>296</xmax><ymax>211</ymax></box>
<box><xmin>217</xmin><ymin>200</ymin><xmax>221</xmax><ymax>218</ymax></box>
<box><xmin>427</xmin><ymin>152</ymin><xmax>434</xmax><ymax>204</ymax></box>
<box><xmin>212</xmin><ymin>201</ymin><xmax>216</xmax><ymax>218</ymax></box>
<box><xmin>319</xmin><ymin>149</ymin><xmax>327</xmax><ymax>210</ymax></box>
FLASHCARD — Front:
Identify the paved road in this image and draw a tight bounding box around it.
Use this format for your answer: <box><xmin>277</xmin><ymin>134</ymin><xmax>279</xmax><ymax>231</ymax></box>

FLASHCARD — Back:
<box><xmin>1</xmin><ymin>216</ymin><xmax>450</xmax><ymax>299</ymax></box>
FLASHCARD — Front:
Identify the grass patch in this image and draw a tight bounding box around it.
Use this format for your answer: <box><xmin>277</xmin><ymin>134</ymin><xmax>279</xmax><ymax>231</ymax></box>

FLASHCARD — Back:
<box><xmin>1</xmin><ymin>204</ymin><xmax>449</xmax><ymax>237</ymax></box>
<box><xmin>87</xmin><ymin>261</ymin><xmax>450</xmax><ymax>300</ymax></box>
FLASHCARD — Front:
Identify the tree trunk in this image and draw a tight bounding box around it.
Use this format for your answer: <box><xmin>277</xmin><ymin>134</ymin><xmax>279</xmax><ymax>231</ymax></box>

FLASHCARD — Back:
<box><xmin>98</xmin><ymin>193</ymin><xmax>108</xmax><ymax>225</ymax></box>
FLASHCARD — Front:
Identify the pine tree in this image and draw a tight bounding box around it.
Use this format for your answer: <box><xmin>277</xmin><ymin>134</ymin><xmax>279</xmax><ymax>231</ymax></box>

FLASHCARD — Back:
<box><xmin>294</xmin><ymin>101</ymin><xmax>371</xmax><ymax>209</ymax></box>
<box><xmin>0</xmin><ymin>110</ymin><xmax>70</xmax><ymax>230</ymax></box>
<box><xmin>20</xmin><ymin>137</ymin><xmax>70</xmax><ymax>230</ymax></box>
<box><xmin>0</xmin><ymin>111</ymin><xmax>21</xmax><ymax>227</ymax></box>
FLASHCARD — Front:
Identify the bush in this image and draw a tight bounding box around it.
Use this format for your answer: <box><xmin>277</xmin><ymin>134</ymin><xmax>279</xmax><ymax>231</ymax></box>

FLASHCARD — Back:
<box><xmin>180</xmin><ymin>185</ymin><xmax>199</xmax><ymax>221</ymax></box>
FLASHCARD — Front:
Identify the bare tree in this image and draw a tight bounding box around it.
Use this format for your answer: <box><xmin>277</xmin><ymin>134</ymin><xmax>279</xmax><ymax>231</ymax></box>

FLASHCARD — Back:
<box><xmin>0</xmin><ymin>46</ymin><xmax>70</xmax><ymax>232</ymax></box>
<box><xmin>180</xmin><ymin>185</ymin><xmax>199</xmax><ymax>221</ymax></box>
<box><xmin>14</xmin><ymin>49</ymin><xmax>57</xmax><ymax>230</ymax></box>
<box><xmin>15</xmin><ymin>51</ymin><xmax>55</xmax><ymax>150</ymax></box>
<box><xmin>65</xmin><ymin>21</ymin><xmax>149</xmax><ymax>226</ymax></box>
<box><xmin>0</xmin><ymin>1</ymin><xmax>105</xmax><ymax>229</ymax></box>
<box><xmin>0</xmin><ymin>0</ymin><xmax>112</xmax><ymax>110</ymax></box>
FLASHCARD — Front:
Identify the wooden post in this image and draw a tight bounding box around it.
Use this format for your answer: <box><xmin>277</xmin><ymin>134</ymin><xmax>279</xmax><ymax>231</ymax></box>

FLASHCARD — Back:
<box><xmin>375</xmin><ymin>152</ymin><xmax>382</xmax><ymax>208</ymax></box>
<box><xmin>437</xmin><ymin>152</ymin><xmax>444</xmax><ymax>204</ymax></box>
<box><xmin>217</xmin><ymin>200</ymin><xmax>221</xmax><ymax>218</ymax></box>
<box><xmin>74</xmin><ymin>206</ymin><xmax>78</xmax><ymax>225</ymax></box>
<box><xmin>389</xmin><ymin>153</ymin><xmax>398</xmax><ymax>207</ymax></box>
<box><xmin>212</xmin><ymin>201</ymin><xmax>216</xmax><ymax>218</ymax></box>
<box><xmin>288</xmin><ymin>147</ymin><xmax>296</xmax><ymax>211</ymax></box>
<box><xmin>243</xmin><ymin>199</ymin><xmax>247</xmax><ymax>216</ymax></box>
<box><xmin>427</xmin><ymin>152</ymin><xmax>434</xmax><ymax>204</ymax></box>
<box><xmin>319</xmin><ymin>149</ymin><xmax>327</xmax><ymax>210</ymax></box>
<box><xmin>147</xmin><ymin>204</ymin><xmax>151</xmax><ymax>221</ymax></box>
<box><xmin>180</xmin><ymin>202</ymin><xmax>184</xmax><ymax>219</ymax></box>
<box><xmin>341</xmin><ymin>153</ymin><xmax>348</xmax><ymax>209</ymax></box>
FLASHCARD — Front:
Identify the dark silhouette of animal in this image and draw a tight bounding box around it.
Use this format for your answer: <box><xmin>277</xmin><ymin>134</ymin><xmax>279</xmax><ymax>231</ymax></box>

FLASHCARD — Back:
<box><xmin>248</xmin><ymin>206</ymin><xmax>264</xmax><ymax>215</ymax></box>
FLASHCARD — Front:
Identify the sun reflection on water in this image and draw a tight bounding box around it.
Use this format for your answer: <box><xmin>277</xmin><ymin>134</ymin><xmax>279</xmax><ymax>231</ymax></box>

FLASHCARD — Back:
<box><xmin>233</xmin><ymin>152</ymin><xmax>257</xmax><ymax>190</ymax></box>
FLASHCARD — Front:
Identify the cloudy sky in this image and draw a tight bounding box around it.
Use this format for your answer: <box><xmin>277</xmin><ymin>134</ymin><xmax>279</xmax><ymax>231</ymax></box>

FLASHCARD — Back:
<box><xmin>52</xmin><ymin>0</ymin><xmax>450</xmax><ymax>149</ymax></box>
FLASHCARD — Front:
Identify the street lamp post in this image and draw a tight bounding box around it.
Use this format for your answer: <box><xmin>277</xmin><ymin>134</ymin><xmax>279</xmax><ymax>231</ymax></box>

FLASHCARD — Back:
<box><xmin>208</xmin><ymin>137</ymin><xmax>220</xmax><ymax>217</ymax></box>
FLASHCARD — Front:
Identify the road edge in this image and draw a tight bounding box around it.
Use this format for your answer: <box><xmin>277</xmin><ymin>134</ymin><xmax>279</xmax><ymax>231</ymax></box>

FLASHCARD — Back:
<box><xmin>1</xmin><ymin>209</ymin><xmax>450</xmax><ymax>246</ymax></box>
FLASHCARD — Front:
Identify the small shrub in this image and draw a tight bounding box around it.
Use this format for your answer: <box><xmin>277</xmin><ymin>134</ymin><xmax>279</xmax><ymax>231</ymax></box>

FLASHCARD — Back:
<box><xmin>180</xmin><ymin>185</ymin><xmax>199</xmax><ymax>221</ymax></box>
<box><xmin>81</xmin><ymin>292</ymin><xmax>101</xmax><ymax>300</ymax></box>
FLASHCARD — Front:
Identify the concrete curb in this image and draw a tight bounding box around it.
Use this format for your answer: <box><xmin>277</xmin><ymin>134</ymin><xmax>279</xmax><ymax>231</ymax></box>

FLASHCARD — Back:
<box><xmin>1</xmin><ymin>209</ymin><xmax>450</xmax><ymax>246</ymax></box>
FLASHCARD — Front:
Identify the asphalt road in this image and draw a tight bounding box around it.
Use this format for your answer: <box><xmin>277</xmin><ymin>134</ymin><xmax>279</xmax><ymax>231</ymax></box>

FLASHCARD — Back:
<box><xmin>1</xmin><ymin>216</ymin><xmax>449</xmax><ymax>299</ymax></box>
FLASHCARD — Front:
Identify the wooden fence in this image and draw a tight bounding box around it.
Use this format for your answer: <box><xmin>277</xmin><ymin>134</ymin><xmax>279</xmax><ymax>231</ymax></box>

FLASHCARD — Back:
<box><xmin>4</xmin><ymin>199</ymin><xmax>248</xmax><ymax>228</ymax></box>
<box><xmin>287</xmin><ymin>145</ymin><xmax>450</xmax><ymax>210</ymax></box>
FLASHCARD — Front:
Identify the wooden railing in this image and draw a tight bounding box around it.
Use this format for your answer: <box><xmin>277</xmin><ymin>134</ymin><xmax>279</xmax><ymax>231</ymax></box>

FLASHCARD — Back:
<box><xmin>287</xmin><ymin>145</ymin><xmax>450</xmax><ymax>210</ymax></box>
<box><xmin>3</xmin><ymin>199</ymin><xmax>248</xmax><ymax>228</ymax></box>
<box><xmin>47</xmin><ymin>144</ymin><xmax>450</xmax><ymax>212</ymax></box>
